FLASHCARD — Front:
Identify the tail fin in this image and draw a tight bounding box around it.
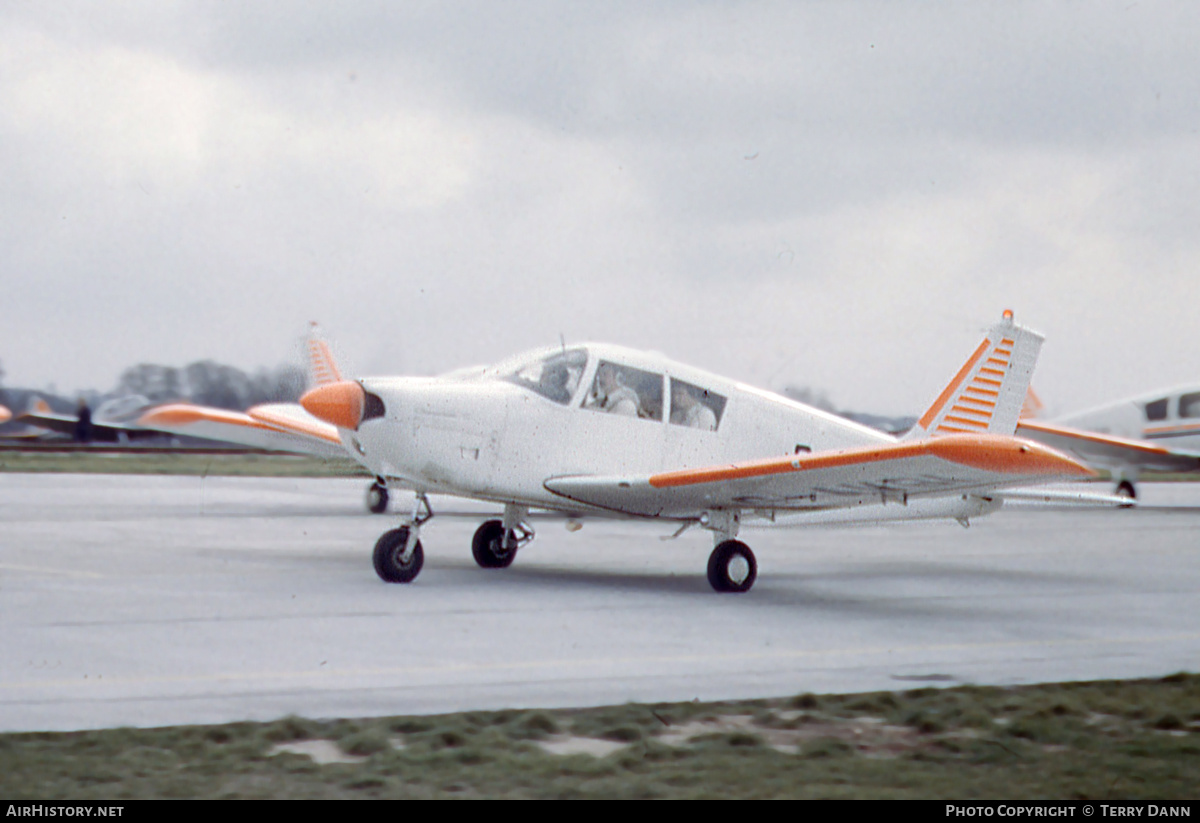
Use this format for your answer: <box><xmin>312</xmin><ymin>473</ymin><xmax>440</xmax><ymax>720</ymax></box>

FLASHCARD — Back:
<box><xmin>904</xmin><ymin>310</ymin><xmax>1044</xmax><ymax>440</ymax></box>
<box><xmin>306</xmin><ymin>322</ymin><xmax>344</xmax><ymax>387</ymax></box>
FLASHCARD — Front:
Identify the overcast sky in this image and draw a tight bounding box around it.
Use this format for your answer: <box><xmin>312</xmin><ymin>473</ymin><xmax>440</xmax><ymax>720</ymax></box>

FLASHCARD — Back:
<box><xmin>2</xmin><ymin>1</ymin><xmax>1197</xmax><ymax>416</ymax></box>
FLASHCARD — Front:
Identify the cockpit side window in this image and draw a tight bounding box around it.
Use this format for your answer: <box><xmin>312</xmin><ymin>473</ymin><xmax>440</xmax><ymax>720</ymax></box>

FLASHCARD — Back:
<box><xmin>503</xmin><ymin>349</ymin><xmax>587</xmax><ymax>405</ymax></box>
<box><xmin>1144</xmin><ymin>397</ymin><xmax>1169</xmax><ymax>421</ymax></box>
<box><xmin>583</xmin><ymin>361</ymin><xmax>664</xmax><ymax>421</ymax></box>
<box><xmin>668</xmin><ymin>378</ymin><xmax>726</xmax><ymax>431</ymax></box>
<box><xmin>1179</xmin><ymin>393</ymin><xmax>1200</xmax><ymax>419</ymax></box>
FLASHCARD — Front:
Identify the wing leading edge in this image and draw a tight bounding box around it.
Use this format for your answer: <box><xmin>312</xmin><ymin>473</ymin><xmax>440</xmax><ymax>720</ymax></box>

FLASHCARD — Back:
<box><xmin>138</xmin><ymin>403</ymin><xmax>347</xmax><ymax>458</ymax></box>
<box><xmin>544</xmin><ymin>433</ymin><xmax>1094</xmax><ymax>517</ymax></box>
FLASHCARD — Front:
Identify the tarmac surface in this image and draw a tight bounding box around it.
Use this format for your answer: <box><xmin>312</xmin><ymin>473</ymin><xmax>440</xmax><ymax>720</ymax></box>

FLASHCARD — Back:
<box><xmin>1</xmin><ymin>473</ymin><xmax>1197</xmax><ymax>732</ymax></box>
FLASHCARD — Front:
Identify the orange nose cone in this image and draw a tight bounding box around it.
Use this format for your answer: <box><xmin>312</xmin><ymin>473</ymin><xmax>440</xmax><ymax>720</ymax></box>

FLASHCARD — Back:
<box><xmin>0</xmin><ymin>405</ymin><xmax>10</xmax><ymax>424</ymax></box>
<box><xmin>301</xmin><ymin>380</ymin><xmax>365</xmax><ymax>430</ymax></box>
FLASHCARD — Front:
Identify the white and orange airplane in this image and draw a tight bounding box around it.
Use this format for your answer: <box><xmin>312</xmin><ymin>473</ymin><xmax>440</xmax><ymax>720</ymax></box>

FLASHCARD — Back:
<box><xmin>1016</xmin><ymin>386</ymin><xmax>1200</xmax><ymax>501</ymax></box>
<box><xmin>248</xmin><ymin>310</ymin><xmax>1095</xmax><ymax>593</ymax></box>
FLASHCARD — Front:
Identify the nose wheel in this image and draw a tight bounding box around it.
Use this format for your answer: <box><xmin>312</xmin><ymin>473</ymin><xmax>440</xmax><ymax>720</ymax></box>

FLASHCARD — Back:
<box><xmin>373</xmin><ymin>526</ymin><xmax>424</xmax><ymax>583</ymax></box>
<box><xmin>372</xmin><ymin>493</ymin><xmax>432</xmax><ymax>583</ymax></box>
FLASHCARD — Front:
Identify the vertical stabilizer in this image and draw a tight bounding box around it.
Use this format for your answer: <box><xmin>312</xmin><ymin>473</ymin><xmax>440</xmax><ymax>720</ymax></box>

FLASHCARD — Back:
<box><xmin>904</xmin><ymin>311</ymin><xmax>1044</xmax><ymax>440</ymax></box>
<box><xmin>306</xmin><ymin>322</ymin><xmax>344</xmax><ymax>387</ymax></box>
<box><xmin>1020</xmin><ymin>387</ymin><xmax>1045</xmax><ymax>420</ymax></box>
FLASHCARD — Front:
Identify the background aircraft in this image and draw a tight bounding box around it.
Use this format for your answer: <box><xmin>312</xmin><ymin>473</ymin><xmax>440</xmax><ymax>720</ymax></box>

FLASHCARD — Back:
<box><xmin>139</xmin><ymin>330</ymin><xmax>393</xmax><ymax>512</ymax></box>
<box><xmin>297</xmin><ymin>311</ymin><xmax>1094</xmax><ymax>593</ymax></box>
<box><xmin>17</xmin><ymin>395</ymin><xmax>166</xmax><ymax>443</ymax></box>
<box><xmin>1016</xmin><ymin>386</ymin><xmax>1200</xmax><ymax>501</ymax></box>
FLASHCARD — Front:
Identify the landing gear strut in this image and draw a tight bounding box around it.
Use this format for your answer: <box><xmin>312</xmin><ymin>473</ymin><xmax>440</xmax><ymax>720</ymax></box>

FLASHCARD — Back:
<box><xmin>373</xmin><ymin>493</ymin><xmax>432</xmax><ymax>583</ymax></box>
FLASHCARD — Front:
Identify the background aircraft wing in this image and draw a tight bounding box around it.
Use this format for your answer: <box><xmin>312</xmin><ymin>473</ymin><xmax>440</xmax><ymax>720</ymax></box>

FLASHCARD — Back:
<box><xmin>1016</xmin><ymin>419</ymin><xmax>1200</xmax><ymax>474</ymax></box>
<box><xmin>139</xmin><ymin>403</ymin><xmax>348</xmax><ymax>458</ymax></box>
<box><xmin>544</xmin><ymin>434</ymin><xmax>1094</xmax><ymax>517</ymax></box>
<box><xmin>17</xmin><ymin>410</ymin><xmax>164</xmax><ymax>442</ymax></box>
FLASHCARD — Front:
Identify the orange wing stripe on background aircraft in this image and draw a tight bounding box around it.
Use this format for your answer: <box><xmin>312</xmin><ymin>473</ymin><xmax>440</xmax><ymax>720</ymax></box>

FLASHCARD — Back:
<box><xmin>141</xmin><ymin>404</ymin><xmax>282</xmax><ymax>433</ymax></box>
<box><xmin>1016</xmin><ymin>419</ymin><xmax>1174</xmax><ymax>457</ymax></box>
<box><xmin>247</xmin><ymin>406</ymin><xmax>343</xmax><ymax>445</ymax></box>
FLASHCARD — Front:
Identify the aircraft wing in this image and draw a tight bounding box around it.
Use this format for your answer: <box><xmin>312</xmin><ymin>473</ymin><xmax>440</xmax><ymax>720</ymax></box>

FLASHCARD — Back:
<box><xmin>16</xmin><ymin>411</ymin><xmax>164</xmax><ymax>442</ymax></box>
<box><xmin>1016</xmin><ymin>419</ymin><xmax>1200</xmax><ymax>475</ymax></box>
<box><xmin>543</xmin><ymin>433</ymin><xmax>1094</xmax><ymax>517</ymax></box>
<box><xmin>138</xmin><ymin>403</ymin><xmax>348</xmax><ymax>458</ymax></box>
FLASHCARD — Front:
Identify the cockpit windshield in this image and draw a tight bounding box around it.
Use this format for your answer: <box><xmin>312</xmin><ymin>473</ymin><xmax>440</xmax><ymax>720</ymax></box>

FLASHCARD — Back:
<box><xmin>503</xmin><ymin>348</ymin><xmax>588</xmax><ymax>405</ymax></box>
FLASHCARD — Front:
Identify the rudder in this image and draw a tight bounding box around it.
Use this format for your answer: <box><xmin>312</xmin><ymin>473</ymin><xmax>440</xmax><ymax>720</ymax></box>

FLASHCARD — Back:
<box><xmin>904</xmin><ymin>310</ymin><xmax>1044</xmax><ymax>440</ymax></box>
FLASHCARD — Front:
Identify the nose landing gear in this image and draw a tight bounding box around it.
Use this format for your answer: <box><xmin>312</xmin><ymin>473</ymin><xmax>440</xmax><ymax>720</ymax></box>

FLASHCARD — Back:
<box><xmin>372</xmin><ymin>493</ymin><xmax>432</xmax><ymax>583</ymax></box>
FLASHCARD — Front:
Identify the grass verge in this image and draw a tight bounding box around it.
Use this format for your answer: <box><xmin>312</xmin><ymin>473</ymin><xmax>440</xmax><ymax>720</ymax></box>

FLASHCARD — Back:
<box><xmin>2</xmin><ymin>674</ymin><xmax>1197</xmax><ymax>799</ymax></box>
<box><xmin>0</xmin><ymin>450</ymin><xmax>370</xmax><ymax>477</ymax></box>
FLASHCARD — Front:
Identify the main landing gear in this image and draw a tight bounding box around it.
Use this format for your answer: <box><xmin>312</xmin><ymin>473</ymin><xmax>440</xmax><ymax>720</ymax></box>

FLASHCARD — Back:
<box><xmin>472</xmin><ymin>504</ymin><xmax>534</xmax><ymax>569</ymax></box>
<box><xmin>702</xmin><ymin>510</ymin><xmax>757</xmax><ymax>593</ymax></box>
<box><xmin>1114</xmin><ymin>478</ymin><xmax>1137</xmax><ymax>508</ymax></box>
<box><xmin>708</xmin><ymin>540</ymin><xmax>757</xmax><ymax>593</ymax></box>
<box><xmin>372</xmin><ymin>497</ymin><xmax>535</xmax><ymax>584</ymax></box>
<box><xmin>365</xmin><ymin>479</ymin><xmax>389</xmax><ymax>514</ymax></box>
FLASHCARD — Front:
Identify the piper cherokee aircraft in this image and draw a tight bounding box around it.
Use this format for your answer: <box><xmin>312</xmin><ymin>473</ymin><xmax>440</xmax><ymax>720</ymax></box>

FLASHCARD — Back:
<box><xmin>1016</xmin><ymin>386</ymin><xmax>1200</xmax><ymax>501</ymax></box>
<box><xmin>296</xmin><ymin>311</ymin><xmax>1094</xmax><ymax>593</ymax></box>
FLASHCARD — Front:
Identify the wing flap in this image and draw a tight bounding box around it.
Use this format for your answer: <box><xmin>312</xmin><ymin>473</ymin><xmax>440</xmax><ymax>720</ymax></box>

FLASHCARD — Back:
<box><xmin>544</xmin><ymin>434</ymin><xmax>1094</xmax><ymax>517</ymax></box>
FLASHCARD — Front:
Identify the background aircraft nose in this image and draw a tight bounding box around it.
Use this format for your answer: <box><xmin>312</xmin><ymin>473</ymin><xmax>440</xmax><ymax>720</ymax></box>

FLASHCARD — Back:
<box><xmin>301</xmin><ymin>380</ymin><xmax>365</xmax><ymax>430</ymax></box>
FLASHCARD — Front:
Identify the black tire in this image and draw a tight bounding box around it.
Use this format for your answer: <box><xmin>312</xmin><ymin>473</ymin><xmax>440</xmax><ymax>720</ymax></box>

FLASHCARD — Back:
<box><xmin>1115</xmin><ymin>480</ymin><xmax>1137</xmax><ymax>508</ymax></box>
<box><xmin>707</xmin><ymin>540</ymin><xmax>757</xmax><ymax>593</ymax></box>
<box><xmin>373</xmin><ymin>527</ymin><xmax>424</xmax><ymax>583</ymax></box>
<box><xmin>366</xmin><ymin>482</ymin><xmax>389</xmax><ymax>514</ymax></box>
<box><xmin>472</xmin><ymin>519</ymin><xmax>518</xmax><ymax>569</ymax></box>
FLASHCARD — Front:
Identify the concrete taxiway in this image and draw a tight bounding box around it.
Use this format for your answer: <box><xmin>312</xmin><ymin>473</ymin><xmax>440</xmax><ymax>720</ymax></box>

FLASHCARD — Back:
<box><xmin>1</xmin><ymin>473</ymin><xmax>1197</xmax><ymax>732</ymax></box>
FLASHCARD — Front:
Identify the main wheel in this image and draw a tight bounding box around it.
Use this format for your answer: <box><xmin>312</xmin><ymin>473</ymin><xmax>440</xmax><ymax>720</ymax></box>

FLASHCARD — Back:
<box><xmin>707</xmin><ymin>540</ymin><xmax>757</xmax><ymax>593</ymax></box>
<box><xmin>1115</xmin><ymin>479</ymin><xmax>1137</xmax><ymax>508</ymax></box>
<box><xmin>472</xmin><ymin>519</ymin><xmax>518</xmax><ymax>569</ymax></box>
<box><xmin>366</xmin><ymin>482</ymin><xmax>389</xmax><ymax>514</ymax></box>
<box><xmin>373</xmin><ymin>526</ymin><xmax>424</xmax><ymax>583</ymax></box>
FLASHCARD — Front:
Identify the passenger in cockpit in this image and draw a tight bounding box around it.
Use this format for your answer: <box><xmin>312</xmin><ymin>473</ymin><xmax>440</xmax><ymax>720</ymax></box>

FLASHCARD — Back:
<box><xmin>671</xmin><ymin>381</ymin><xmax>717</xmax><ymax>431</ymax></box>
<box><xmin>593</xmin><ymin>364</ymin><xmax>640</xmax><ymax>417</ymax></box>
